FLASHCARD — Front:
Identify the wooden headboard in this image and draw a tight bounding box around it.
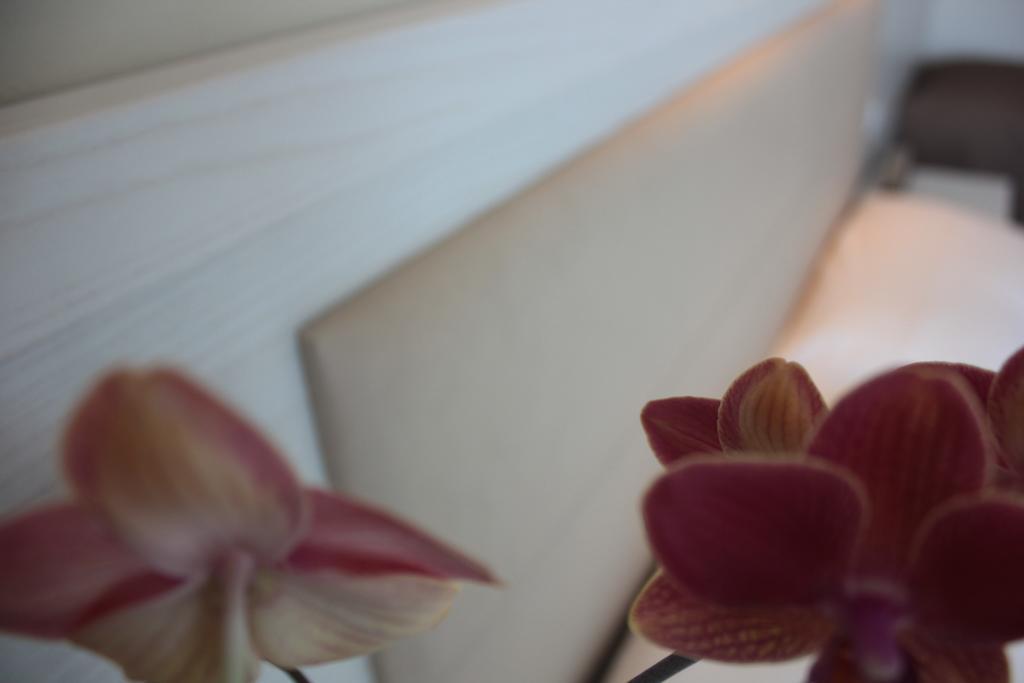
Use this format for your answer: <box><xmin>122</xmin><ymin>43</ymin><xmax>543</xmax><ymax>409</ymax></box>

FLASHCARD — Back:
<box><xmin>301</xmin><ymin>1</ymin><xmax>877</xmax><ymax>681</ymax></box>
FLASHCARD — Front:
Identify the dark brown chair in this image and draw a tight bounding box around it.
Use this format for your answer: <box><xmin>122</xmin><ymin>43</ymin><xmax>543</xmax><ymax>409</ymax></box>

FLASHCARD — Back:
<box><xmin>898</xmin><ymin>60</ymin><xmax>1024</xmax><ymax>223</ymax></box>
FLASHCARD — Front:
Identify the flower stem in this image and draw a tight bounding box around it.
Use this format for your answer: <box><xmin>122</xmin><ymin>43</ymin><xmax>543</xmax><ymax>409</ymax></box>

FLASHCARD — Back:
<box><xmin>223</xmin><ymin>553</ymin><xmax>255</xmax><ymax>683</ymax></box>
<box><xmin>272</xmin><ymin>651</ymin><xmax>693</xmax><ymax>682</ymax></box>
<box><xmin>276</xmin><ymin>666</ymin><xmax>313</xmax><ymax>683</ymax></box>
<box><xmin>628</xmin><ymin>654</ymin><xmax>697</xmax><ymax>682</ymax></box>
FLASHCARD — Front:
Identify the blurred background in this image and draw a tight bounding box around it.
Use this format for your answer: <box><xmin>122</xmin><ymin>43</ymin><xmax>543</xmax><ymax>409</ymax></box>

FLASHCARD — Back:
<box><xmin>1</xmin><ymin>1</ymin><xmax>1022</xmax><ymax>682</ymax></box>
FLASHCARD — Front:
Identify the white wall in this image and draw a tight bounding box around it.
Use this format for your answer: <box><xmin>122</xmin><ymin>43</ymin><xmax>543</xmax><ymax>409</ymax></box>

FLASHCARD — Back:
<box><xmin>0</xmin><ymin>0</ymin><xmax>435</xmax><ymax>104</ymax></box>
<box><xmin>864</xmin><ymin>0</ymin><xmax>932</xmax><ymax>150</ymax></box>
<box><xmin>923</xmin><ymin>0</ymin><xmax>1024</xmax><ymax>61</ymax></box>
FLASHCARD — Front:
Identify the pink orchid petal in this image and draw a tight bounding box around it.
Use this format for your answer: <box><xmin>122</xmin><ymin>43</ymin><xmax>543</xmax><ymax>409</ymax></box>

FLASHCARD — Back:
<box><xmin>643</xmin><ymin>457</ymin><xmax>865</xmax><ymax>607</ymax></box>
<box><xmin>629</xmin><ymin>572</ymin><xmax>833</xmax><ymax>661</ymax></box>
<box><xmin>718</xmin><ymin>358</ymin><xmax>825</xmax><ymax>452</ymax></box>
<box><xmin>806</xmin><ymin>369</ymin><xmax>989</xmax><ymax>576</ymax></box>
<box><xmin>909</xmin><ymin>496</ymin><xmax>1024</xmax><ymax>643</ymax></box>
<box><xmin>641</xmin><ymin>397</ymin><xmax>722</xmax><ymax>466</ymax></box>
<box><xmin>904</xmin><ymin>635</ymin><xmax>1009</xmax><ymax>683</ymax></box>
<box><xmin>64</xmin><ymin>370</ymin><xmax>306</xmax><ymax>575</ymax></box>
<box><xmin>990</xmin><ymin>345</ymin><xmax>1024</xmax><ymax>472</ymax></box>
<box><xmin>0</xmin><ymin>502</ymin><xmax>181</xmax><ymax>638</ymax></box>
<box><xmin>73</xmin><ymin>578</ymin><xmax>259</xmax><ymax>683</ymax></box>
<box><xmin>285</xmin><ymin>489</ymin><xmax>495</xmax><ymax>582</ymax></box>
<box><xmin>250</xmin><ymin>568</ymin><xmax>459</xmax><ymax>667</ymax></box>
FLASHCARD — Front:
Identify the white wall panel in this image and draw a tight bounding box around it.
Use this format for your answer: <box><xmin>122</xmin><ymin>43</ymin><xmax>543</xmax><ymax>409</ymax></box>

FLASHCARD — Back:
<box><xmin>864</xmin><ymin>0</ymin><xmax>932</xmax><ymax>149</ymax></box>
<box><xmin>303</xmin><ymin>2</ymin><xmax>875</xmax><ymax>681</ymax></box>
<box><xmin>1</xmin><ymin>0</ymin><xmax>825</xmax><ymax>507</ymax></box>
<box><xmin>0</xmin><ymin>0</ymin><xmax>430</xmax><ymax>104</ymax></box>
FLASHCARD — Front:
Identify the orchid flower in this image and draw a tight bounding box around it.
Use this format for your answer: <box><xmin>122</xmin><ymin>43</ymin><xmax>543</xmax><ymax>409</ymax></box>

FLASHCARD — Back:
<box><xmin>904</xmin><ymin>345</ymin><xmax>1024</xmax><ymax>488</ymax></box>
<box><xmin>630</xmin><ymin>355</ymin><xmax>1024</xmax><ymax>682</ymax></box>
<box><xmin>641</xmin><ymin>357</ymin><xmax>826</xmax><ymax>465</ymax></box>
<box><xmin>0</xmin><ymin>370</ymin><xmax>495</xmax><ymax>683</ymax></box>
<box><xmin>991</xmin><ymin>346</ymin><xmax>1024</xmax><ymax>475</ymax></box>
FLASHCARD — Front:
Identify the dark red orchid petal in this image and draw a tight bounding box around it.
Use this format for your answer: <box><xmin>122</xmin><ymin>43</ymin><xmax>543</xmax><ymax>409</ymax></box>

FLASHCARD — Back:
<box><xmin>807</xmin><ymin>369</ymin><xmax>989</xmax><ymax>576</ymax></box>
<box><xmin>909</xmin><ymin>496</ymin><xmax>1024</xmax><ymax>644</ymax></box>
<box><xmin>807</xmin><ymin>641</ymin><xmax>865</xmax><ymax>683</ymax></box>
<box><xmin>901</xmin><ymin>362</ymin><xmax>995</xmax><ymax>407</ymax></box>
<box><xmin>807</xmin><ymin>636</ymin><xmax>1007</xmax><ymax>683</ymax></box>
<box><xmin>641</xmin><ymin>397</ymin><xmax>721</xmax><ymax>466</ymax></box>
<box><xmin>989</xmin><ymin>344</ymin><xmax>1024</xmax><ymax>473</ymax></box>
<box><xmin>629</xmin><ymin>572</ymin><xmax>834</xmax><ymax>661</ymax></box>
<box><xmin>718</xmin><ymin>358</ymin><xmax>825</xmax><ymax>452</ymax></box>
<box><xmin>841</xmin><ymin>589</ymin><xmax>911</xmax><ymax>681</ymax></box>
<box><xmin>904</xmin><ymin>634</ymin><xmax>1009</xmax><ymax>683</ymax></box>
<box><xmin>904</xmin><ymin>362</ymin><xmax>1008</xmax><ymax>470</ymax></box>
<box><xmin>643</xmin><ymin>457</ymin><xmax>864</xmax><ymax>607</ymax></box>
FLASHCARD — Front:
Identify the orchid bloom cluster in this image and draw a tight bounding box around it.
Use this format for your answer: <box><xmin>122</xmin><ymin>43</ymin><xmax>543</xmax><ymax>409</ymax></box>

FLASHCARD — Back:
<box><xmin>0</xmin><ymin>370</ymin><xmax>495</xmax><ymax>683</ymax></box>
<box><xmin>630</xmin><ymin>345</ymin><xmax>1024</xmax><ymax>683</ymax></box>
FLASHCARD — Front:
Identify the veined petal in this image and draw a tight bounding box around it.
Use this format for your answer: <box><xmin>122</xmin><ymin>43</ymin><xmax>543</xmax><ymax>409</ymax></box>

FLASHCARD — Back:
<box><xmin>641</xmin><ymin>397</ymin><xmax>722</xmax><ymax>466</ymax></box>
<box><xmin>629</xmin><ymin>572</ymin><xmax>833</xmax><ymax>661</ymax></box>
<box><xmin>901</xmin><ymin>362</ymin><xmax>995</xmax><ymax>406</ymax></box>
<box><xmin>73</xmin><ymin>578</ymin><xmax>260</xmax><ymax>683</ymax></box>
<box><xmin>285</xmin><ymin>489</ymin><xmax>494</xmax><ymax>582</ymax></box>
<box><xmin>904</xmin><ymin>362</ymin><xmax>1007</xmax><ymax>470</ymax></box>
<box><xmin>250</xmin><ymin>568</ymin><xmax>459</xmax><ymax>666</ymax></box>
<box><xmin>807</xmin><ymin>369</ymin><xmax>989</xmax><ymax>576</ymax></box>
<box><xmin>643</xmin><ymin>457</ymin><xmax>864</xmax><ymax>607</ymax></box>
<box><xmin>909</xmin><ymin>496</ymin><xmax>1024</xmax><ymax>643</ymax></box>
<box><xmin>0</xmin><ymin>502</ymin><xmax>181</xmax><ymax>638</ymax></box>
<box><xmin>904</xmin><ymin>635</ymin><xmax>1009</xmax><ymax>683</ymax></box>
<box><xmin>990</xmin><ymin>345</ymin><xmax>1024</xmax><ymax>472</ymax></box>
<box><xmin>718</xmin><ymin>359</ymin><xmax>825</xmax><ymax>452</ymax></box>
<box><xmin>64</xmin><ymin>370</ymin><xmax>306</xmax><ymax>575</ymax></box>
